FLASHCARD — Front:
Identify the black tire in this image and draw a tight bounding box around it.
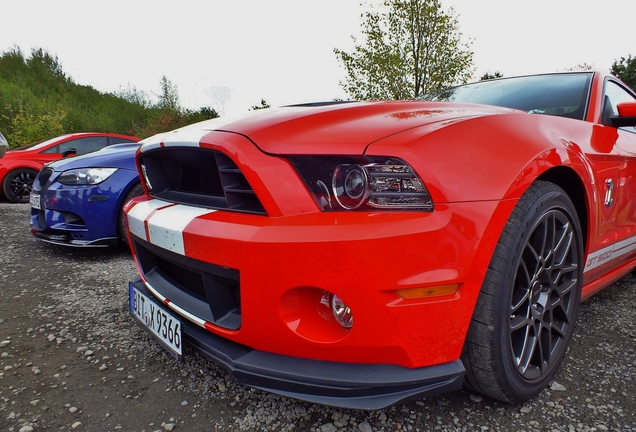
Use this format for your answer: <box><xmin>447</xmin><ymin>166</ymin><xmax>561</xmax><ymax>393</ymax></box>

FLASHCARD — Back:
<box><xmin>2</xmin><ymin>168</ymin><xmax>38</xmax><ymax>203</ymax></box>
<box><xmin>461</xmin><ymin>181</ymin><xmax>583</xmax><ymax>403</ymax></box>
<box><xmin>117</xmin><ymin>182</ymin><xmax>144</xmax><ymax>247</ymax></box>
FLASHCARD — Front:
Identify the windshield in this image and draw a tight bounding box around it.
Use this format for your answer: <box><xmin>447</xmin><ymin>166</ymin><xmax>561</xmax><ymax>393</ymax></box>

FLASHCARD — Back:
<box><xmin>424</xmin><ymin>72</ymin><xmax>593</xmax><ymax>120</ymax></box>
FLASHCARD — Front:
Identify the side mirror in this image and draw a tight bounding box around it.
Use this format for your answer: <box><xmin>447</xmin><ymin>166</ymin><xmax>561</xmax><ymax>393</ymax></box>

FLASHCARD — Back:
<box><xmin>610</xmin><ymin>101</ymin><xmax>636</xmax><ymax>128</ymax></box>
<box><xmin>62</xmin><ymin>148</ymin><xmax>77</xmax><ymax>158</ymax></box>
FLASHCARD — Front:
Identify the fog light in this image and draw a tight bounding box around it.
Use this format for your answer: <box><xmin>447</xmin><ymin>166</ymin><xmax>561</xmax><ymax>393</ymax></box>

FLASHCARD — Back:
<box><xmin>330</xmin><ymin>294</ymin><xmax>354</xmax><ymax>329</ymax></box>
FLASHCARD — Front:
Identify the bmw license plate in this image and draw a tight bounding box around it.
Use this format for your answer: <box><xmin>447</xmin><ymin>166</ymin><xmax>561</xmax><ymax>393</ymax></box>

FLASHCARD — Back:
<box><xmin>129</xmin><ymin>283</ymin><xmax>182</xmax><ymax>356</ymax></box>
<box><xmin>30</xmin><ymin>193</ymin><xmax>41</xmax><ymax>210</ymax></box>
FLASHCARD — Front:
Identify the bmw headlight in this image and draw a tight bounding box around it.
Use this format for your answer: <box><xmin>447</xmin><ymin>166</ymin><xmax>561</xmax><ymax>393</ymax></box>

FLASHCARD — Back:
<box><xmin>289</xmin><ymin>156</ymin><xmax>433</xmax><ymax>211</ymax></box>
<box><xmin>57</xmin><ymin>167</ymin><xmax>118</xmax><ymax>185</ymax></box>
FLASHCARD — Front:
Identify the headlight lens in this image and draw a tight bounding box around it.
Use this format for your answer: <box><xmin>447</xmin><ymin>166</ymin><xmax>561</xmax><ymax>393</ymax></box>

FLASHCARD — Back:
<box><xmin>57</xmin><ymin>167</ymin><xmax>118</xmax><ymax>185</ymax></box>
<box><xmin>332</xmin><ymin>164</ymin><xmax>369</xmax><ymax>209</ymax></box>
<box><xmin>289</xmin><ymin>156</ymin><xmax>433</xmax><ymax>211</ymax></box>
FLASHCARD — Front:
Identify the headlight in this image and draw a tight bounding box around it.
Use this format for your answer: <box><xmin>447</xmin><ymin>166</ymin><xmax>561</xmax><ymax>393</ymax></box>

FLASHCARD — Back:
<box><xmin>57</xmin><ymin>167</ymin><xmax>118</xmax><ymax>185</ymax></box>
<box><xmin>289</xmin><ymin>156</ymin><xmax>433</xmax><ymax>211</ymax></box>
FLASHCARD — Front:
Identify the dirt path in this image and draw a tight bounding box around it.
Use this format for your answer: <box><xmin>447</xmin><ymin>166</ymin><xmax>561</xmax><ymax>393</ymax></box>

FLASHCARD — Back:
<box><xmin>1</xmin><ymin>202</ymin><xmax>634</xmax><ymax>431</ymax></box>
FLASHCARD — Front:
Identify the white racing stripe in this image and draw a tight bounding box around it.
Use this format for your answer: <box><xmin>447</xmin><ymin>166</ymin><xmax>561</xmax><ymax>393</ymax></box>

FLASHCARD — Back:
<box><xmin>146</xmin><ymin>205</ymin><xmax>214</xmax><ymax>255</ymax></box>
<box><xmin>127</xmin><ymin>199</ymin><xmax>173</xmax><ymax>241</ymax></box>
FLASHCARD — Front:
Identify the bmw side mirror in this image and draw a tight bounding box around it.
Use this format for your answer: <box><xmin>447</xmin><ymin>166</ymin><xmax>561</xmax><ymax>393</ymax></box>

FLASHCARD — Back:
<box><xmin>62</xmin><ymin>148</ymin><xmax>77</xmax><ymax>158</ymax></box>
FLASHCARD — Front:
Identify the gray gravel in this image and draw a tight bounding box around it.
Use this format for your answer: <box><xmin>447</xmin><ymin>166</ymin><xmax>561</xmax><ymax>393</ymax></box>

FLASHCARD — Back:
<box><xmin>0</xmin><ymin>202</ymin><xmax>635</xmax><ymax>431</ymax></box>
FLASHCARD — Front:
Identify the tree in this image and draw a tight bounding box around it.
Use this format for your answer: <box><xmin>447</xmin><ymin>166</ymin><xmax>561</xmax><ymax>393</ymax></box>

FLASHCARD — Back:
<box><xmin>564</xmin><ymin>63</ymin><xmax>593</xmax><ymax>72</ymax></box>
<box><xmin>116</xmin><ymin>85</ymin><xmax>152</xmax><ymax>108</ymax></box>
<box><xmin>157</xmin><ymin>75</ymin><xmax>181</xmax><ymax>112</ymax></box>
<box><xmin>0</xmin><ymin>47</ymin><xmax>222</xmax><ymax>143</ymax></box>
<box><xmin>611</xmin><ymin>55</ymin><xmax>636</xmax><ymax>91</ymax></box>
<box><xmin>251</xmin><ymin>99</ymin><xmax>271</xmax><ymax>110</ymax></box>
<box><xmin>195</xmin><ymin>106</ymin><xmax>220</xmax><ymax>119</ymax></box>
<box><xmin>480</xmin><ymin>71</ymin><xmax>503</xmax><ymax>81</ymax></box>
<box><xmin>334</xmin><ymin>0</ymin><xmax>473</xmax><ymax>100</ymax></box>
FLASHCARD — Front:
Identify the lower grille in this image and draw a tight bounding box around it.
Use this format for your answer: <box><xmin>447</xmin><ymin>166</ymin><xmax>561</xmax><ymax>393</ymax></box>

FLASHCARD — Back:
<box><xmin>133</xmin><ymin>237</ymin><xmax>241</xmax><ymax>330</ymax></box>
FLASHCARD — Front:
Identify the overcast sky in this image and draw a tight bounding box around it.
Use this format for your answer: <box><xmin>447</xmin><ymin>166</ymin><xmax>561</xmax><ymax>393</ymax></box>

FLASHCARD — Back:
<box><xmin>1</xmin><ymin>0</ymin><xmax>635</xmax><ymax>116</ymax></box>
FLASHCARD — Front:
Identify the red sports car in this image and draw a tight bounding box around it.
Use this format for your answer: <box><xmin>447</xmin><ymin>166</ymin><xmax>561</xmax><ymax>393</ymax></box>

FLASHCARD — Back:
<box><xmin>125</xmin><ymin>71</ymin><xmax>636</xmax><ymax>409</ymax></box>
<box><xmin>0</xmin><ymin>132</ymin><xmax>139</xmax><ymax>202</ymax></box>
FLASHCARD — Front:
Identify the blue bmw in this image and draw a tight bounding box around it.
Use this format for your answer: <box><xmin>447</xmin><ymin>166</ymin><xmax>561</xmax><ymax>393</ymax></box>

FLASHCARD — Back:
<box><xmin>30</xmin><ymin>142</ymin><xmax>143</xmax><ymax>247</ymax></box>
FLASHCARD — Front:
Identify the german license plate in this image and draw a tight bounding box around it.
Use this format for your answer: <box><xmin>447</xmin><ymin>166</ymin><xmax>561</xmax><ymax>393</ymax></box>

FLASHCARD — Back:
<box><xmin>129</xmin><ymin>283</ymin><xmax>182</xmax><ymax>356</ymax></box>
<box><xmin>30</xmin><ymin>193</ymin><xmax>41</xmax><ymax>210</ymax></box>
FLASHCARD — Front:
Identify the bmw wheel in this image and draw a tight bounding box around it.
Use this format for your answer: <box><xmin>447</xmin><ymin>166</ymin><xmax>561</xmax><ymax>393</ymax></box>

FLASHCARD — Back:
<box><xmin>462</xmin><ymin>180</ymin><xmax>583</xmax><ymax>402</ymax></box>
<box><xmin>2</xmin><ymin>168</ymin><xmax>38</xmax><ymax>203</ymax></box>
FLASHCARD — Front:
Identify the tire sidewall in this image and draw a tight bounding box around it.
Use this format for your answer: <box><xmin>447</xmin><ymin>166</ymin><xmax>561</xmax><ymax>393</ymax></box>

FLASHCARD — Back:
<box><xmin>117</xmin><ymin>182</ymin><xmax>144</xmax><ymax>247</ymax></box>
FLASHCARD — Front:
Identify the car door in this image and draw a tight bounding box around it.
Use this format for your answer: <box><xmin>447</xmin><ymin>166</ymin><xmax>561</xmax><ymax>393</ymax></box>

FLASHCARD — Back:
<box><xmin>597</xmin><ymin>79</ymin><xmax>636</xmax><ymax>270</ymax></box>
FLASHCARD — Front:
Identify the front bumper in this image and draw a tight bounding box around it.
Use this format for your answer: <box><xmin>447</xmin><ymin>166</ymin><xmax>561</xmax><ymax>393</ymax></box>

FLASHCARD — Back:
<box><xmin>29</xmin><ymin>169</ymin><xmax>138</xmax><ymax>247</ymax></box>
<box><xmin>30</xmin><ymin>228</ymin><xmax>118</xmax><ymax>247</ymax></box>
<box><xmin>129</xmin><ymin>278</ymin><xmax>464</xmax><ymax>409</ymax></box>
<box><xmin>30</xmin><ymin>187</ymin><xmax>118</xmax><ymax>247</ymax></box>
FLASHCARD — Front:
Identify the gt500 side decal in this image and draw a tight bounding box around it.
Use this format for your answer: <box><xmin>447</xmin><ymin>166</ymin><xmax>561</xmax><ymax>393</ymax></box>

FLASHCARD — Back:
<box><xmin>584</xmin><ymin>235</ymin><xmax>636</xmax><ymax>273</ymax></box>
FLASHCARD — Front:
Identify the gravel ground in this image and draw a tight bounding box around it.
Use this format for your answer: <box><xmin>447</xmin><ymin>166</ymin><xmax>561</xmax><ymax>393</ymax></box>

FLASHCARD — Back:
<box><xmin>0</xmin><ymin>201</ymin><xmax>635</xmax><ymax>431</ymax></box>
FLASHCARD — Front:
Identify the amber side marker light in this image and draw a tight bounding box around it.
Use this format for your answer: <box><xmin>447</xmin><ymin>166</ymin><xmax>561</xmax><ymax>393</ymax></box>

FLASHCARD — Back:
<box><xmin>396</xmin><ymin>283</ymin><xmax>459</xmax><ymax>300</ymax></box>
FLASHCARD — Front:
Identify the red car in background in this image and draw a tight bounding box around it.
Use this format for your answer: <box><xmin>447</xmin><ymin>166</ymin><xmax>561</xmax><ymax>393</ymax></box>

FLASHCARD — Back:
<box><xmin>0</xmin><ymin>132</ymin><xmax>139</xmax><ymax>203</ymax></box>
<box><xmin>126</xmin><ymin>71</ymin><xmax>636</xmax><ymax>409</ymax></box>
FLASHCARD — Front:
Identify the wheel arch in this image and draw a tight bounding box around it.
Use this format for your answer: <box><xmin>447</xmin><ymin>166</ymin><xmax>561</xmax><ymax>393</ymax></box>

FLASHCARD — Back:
<box><xmin>536</xmin><ymin>166</ymin><xmax>589</xmax><ymax>254</ymax></box>
<box><xmin>114</xmin><ymin>176</ymin><xmax>143</xmax><ymax>210</ymax></box>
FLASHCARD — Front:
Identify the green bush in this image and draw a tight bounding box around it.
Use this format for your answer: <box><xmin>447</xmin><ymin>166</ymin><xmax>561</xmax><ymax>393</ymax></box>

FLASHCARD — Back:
<box><xmin>7</xmin><ymin>109</ymin><xmax>66</xmax><ymax>149</ymax></box>
<box><xmin>0</xmin><ymin>47</ymin><xmax>219</xmax><ymax>145</ymax></box>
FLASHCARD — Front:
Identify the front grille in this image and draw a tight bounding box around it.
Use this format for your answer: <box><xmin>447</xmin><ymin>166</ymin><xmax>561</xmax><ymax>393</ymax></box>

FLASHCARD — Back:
<box><xmin>133</xmin><ymin>237</ymin><xmax>241</xmax><ymax>330</ymax></box>
<box><xmin>139</xmin><ymin>147</ymin><xmax>266</xmax><ymax>215</ymax></box>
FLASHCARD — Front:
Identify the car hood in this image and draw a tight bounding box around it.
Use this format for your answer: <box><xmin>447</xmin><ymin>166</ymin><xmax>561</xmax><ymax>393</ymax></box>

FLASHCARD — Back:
<box><xmin>47</xmin><ymin>144</ymin><xmax>140</xmax><ymax>171</ymax></box>
<box><xmin>148</xmin><ymin>101</ymin><xmax>520</xmax><ymax>155</ymax></box>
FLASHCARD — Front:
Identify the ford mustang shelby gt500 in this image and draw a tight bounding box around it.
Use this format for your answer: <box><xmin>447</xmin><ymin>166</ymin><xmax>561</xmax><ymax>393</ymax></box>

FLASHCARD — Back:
<box><xmin>125</xmin><ymin>71</ymin><xmax>636</xmax><ymax>409</ymax></box>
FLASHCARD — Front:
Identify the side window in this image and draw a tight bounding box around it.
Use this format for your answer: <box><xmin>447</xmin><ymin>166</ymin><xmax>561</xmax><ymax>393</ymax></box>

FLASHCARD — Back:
<box><xmin>41</xmin><ymin>144</ymin><xmax>61</xmax><ymax>154</ymax></box>
<box><xmin>40</xmin><ymin>137</ymin><xmax>108</xmax><ymax>155</ymax></box>
<box><xmin>67</xmin><ymin>137</ymin><xmax>109</xmax><ymax>155</ymax></box>
<box><xmin>109</xmin><ymin>137</ymin><xmax>137</xmax><ymax>145</ymax></box>
<box><xmin>604</xmin><ymin>81</ymin><xmax>636</xmax><ymax>133</ymax></box>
